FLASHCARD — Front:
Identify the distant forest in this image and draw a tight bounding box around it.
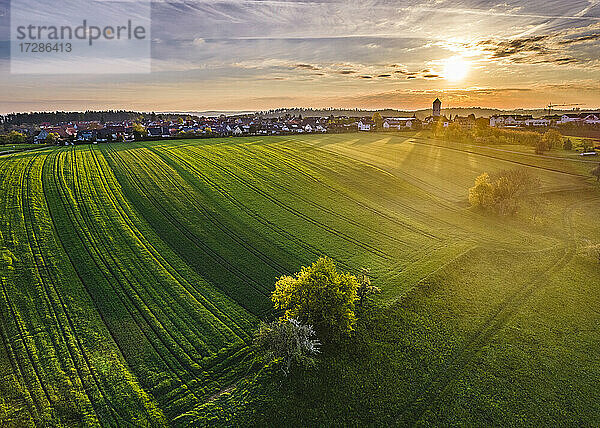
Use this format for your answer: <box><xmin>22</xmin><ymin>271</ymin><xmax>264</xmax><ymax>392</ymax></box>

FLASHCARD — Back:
<box><xmin>0</xmin><ymin>110</ymin><xmax>175</xmax><ymax>127</ymax></box>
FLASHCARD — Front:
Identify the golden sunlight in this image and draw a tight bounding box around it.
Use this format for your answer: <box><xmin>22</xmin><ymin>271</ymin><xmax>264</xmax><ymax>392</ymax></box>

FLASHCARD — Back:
<box><xmin>443</xmin><ymin>56</ymin><xmax>470</xmax><ymax>82</ymax></box>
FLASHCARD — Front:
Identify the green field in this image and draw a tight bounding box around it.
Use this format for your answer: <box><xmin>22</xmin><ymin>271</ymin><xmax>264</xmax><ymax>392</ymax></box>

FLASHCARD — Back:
<box><xmin>1</xmin><ymin>132</ymin><xmax>599</xmax><ymax>426</ymax></box>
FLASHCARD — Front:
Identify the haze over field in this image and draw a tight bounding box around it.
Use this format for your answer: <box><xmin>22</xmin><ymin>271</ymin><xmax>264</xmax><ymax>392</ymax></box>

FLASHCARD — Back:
<box><xmin>1</xmin><ymin>0</ymin><xmax>600</xmax><ymax>112</ymax></box>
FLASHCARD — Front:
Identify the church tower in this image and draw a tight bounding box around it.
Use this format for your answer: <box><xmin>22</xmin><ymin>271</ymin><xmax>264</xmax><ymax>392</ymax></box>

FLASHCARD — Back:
<box><xmin>433</xmin><ymin>98</ymin><xmax>441</xmax><ymax>117</ymax></box>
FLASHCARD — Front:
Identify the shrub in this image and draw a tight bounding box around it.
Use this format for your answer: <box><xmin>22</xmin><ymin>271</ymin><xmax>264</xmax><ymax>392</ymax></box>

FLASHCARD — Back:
<box><xmin>542</xmin><ymin>129</ymin><xmax>563</xmax><ymax>150</ymax></box>
<box><xmin>254</xmin><ymin>318</ymin><xmax>320</xmax><ymax>376</ymax></box>
<box><xmin>469</xmin><ymin>169</ymin><xmax>540</xmax><ymax>215</ymax></box>
<box><xmin>468</xmin><ymin>173</ymin><xmax>494</xmax><ymax>209</ymax></box>
<box><xmin>356</xmin><ymin>268</ymin><xmax>380</xmax><ymax>306</ymax></box>
<box><xmin>563</xmin><ymin>138</ymin><xmax>573</xmax><ymax>151</ymax></box>
<box><xmin>272</xmin><ymin>257</ymin><xmax>359</xmax><ymax>339</ymax></box>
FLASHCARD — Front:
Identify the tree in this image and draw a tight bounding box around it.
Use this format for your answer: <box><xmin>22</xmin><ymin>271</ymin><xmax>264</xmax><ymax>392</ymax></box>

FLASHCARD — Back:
<box><xmin>469</xmin><ymin>169</ymin><xmax>540</xmax><ymax>215</ymax></box>
<box><xmin>254</xmin><ymin>318</ymin><xmax>320</xmax><ymax>376</ymax></box>
<box><xmin>356</xmin><ymin>268</ymin><xmax>380</xmax><ymax>306</ymax></box>
<box><xmin>372</xmin><ymin>112</ymin><xmax>383</xmax><ymax>130</ymax></box>
<box><xmin>592</xmin><ymin>164</ymin><xmax>600</xmax><ymax>182</ymax></box>
<box><xmin>132</xmin><ymin>123</ymin><xmax>147</xmax><ymax>140</ymax></box>
<box><xmin>0</xmin><ymin>130</ymin><xmax>26</xmax><ymax>145</ymax></box>
<box><xmin>542</xmin><ymin>129</ymin><xmax>562</xmax><ymax>150</ymax></box>
<box><xmin>271</xmin><ymin>257</ymin><xmax>359</xmax><ymax>338</ymax></box>
<box><xmin>469</xmin><ymin>173</ymin><xmax>494</xmax><ymax>209</ymax></box>
<box><xmin>45</xmin><ymin>132</ymin><xmax>59</xmax><ymax>144</ymax></box>
<box><xmin>534</xmin><ymin>137</ymin><xmax>548</xmax><ymax>155</ymax></box>
<box><xmin>563</xmin><ymin>138</ymin><xmax>573</xmax><ymax>151</ymax></box>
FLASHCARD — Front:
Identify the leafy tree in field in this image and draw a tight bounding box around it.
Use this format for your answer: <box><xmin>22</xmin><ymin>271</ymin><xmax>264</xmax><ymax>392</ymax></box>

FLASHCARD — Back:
<box><xmin>563</xmin><ymin>138</ymin><xmax>573</xmax><ymax>151</ymax></box>
<box><xmin>592</xmin><ymin>164</ymin><xmax>600</xmax><ymax>182</ymax></box>
<box><xmin>542</xmin><ymin>129</ymin><xmax>563</xmax><ymax>150</ymax></box>
<box><xmin>372</xmin><ymin>112</ymin><xmax>383</xmax><ymax>130</ymax></box>
<box><xmin>272</xmin><ymin>257</ymin><xmax>359</xmax><ymax>338</ymax></box>
<box><xmin>534</xmin><ymin>137</ymin><xmax>548</xmax><ymax>154</ymax></box>
<box><xmin>132</xmin><ymin>123</ymin><xmax>147</xmax><ymax>140</ymax></box>
<box><xmin>445</xmin><ymin>122</ymin><xmax>464</xmax><ymax>142</ymax></box>
<box><xmin>469</xmin><ymin>169</ymin><xmax>541</xmax><ymax>216</ymax></box>
<box><xmin>254</xmin><ymin>318</ymin><xmax>320</xmax><ymax>376</ymax></box>
<box><xmin>0</xmin><ymin>130</ymin><xmax>26</xmax><ymax>145</ymax></box>
<box><xmin>469</xmin><ymin>173</ymin><xmax>494</xmax><ymax>209</ymax></box>
<box><xmin>45</xmin><ymin>132</ymin><xmax>59</xmax><ymax>144</ymax></box>
<box><xmin>357</xmin><ymin>268</ymin><xmax>380</xmax><ymax>306</ymax></box>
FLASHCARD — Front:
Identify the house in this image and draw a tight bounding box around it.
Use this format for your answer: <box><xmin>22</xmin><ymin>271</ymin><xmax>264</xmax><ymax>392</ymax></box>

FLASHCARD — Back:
<box><xmin>453</xmin><ymin>116</ymin><xmax>476</xmax><ymax>130</ymax></box>
<box><xmin>489</xmin><ymin>115</ymin><xmax>533</xmax><ymax>128</ymax></box>
<box><xmin>558</xmin><ymin>114</ymin><xmax>583</xmax><ymax>125</ymax></box>
<box><xmin>77</xmin><ymin>130</ymin><xmax>98</xmax><ymax>142</ymax></box>
<box><xmin>147</xmin><ymin>126</ymin><xmax>170</xmax><ymax>138</ymax></box>
<box><xmin>357</xmin><ymin>118</ymin><xmax>375</xmax><ymax>131</ymax></box>
<box><xmin>583</xmin><ymin>114</ymin><xmax>600</xmax><ymax>125</ymax></box>
<box><xmin>424</xmin><ymin>115</ymin><xmax>450</xmax><ymax>128</ymax></box>
<box><xmin>383</xmin><ymin>117</ymin><xmax>418</xmax><ymax>130</ymax></box>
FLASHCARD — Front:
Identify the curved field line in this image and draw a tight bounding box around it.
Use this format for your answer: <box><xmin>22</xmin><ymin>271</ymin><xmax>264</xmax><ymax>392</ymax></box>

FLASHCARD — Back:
<box><xmin>20</xmin><ymin>152</ymin><xmax>118</xmax><ymax>425</ymax></box>
<box><xmin>49</xmin><ymin>148</ymin><xmax>206</xmax><ymax>415</ymax></box>
<box><xmin>241</xmin><ymin>142</ymin><xmax>443</xmax><ymax>240</ymax></box>
<box><xmin>0</xmin><ymin>277</ymin><xmax>45</xmax><ymax>424</ymax></box>
<box><xmin>408</xmin><ymin>136</ymin><xmax>591</xmax><ymax>178</ymax></box>
<box><xmin>102</xmin><ymin>146</ymin><xmax>272</xmax><ymax>303</ymax></box>
<box><xmin>177</xmin><ymin>145</ymin><xmax>393</xmax><ymax>260</ymax></box>
<box><xmin>67</xmin><ymin>148</ymin><xmax>213</xmax><ymax>382</ymax></box>
<box><xmin>81</xmin><ymin>150</ymin><xmax>228</xmax><ymax>358</ymax></box>
<box><xmin>210</xmin><ymin>144</ymin><xmax>420</xmax><ymax>247</ymax></box>
<box><xmin>143</xmin><ymin>145</ymin><xmax>333</xmax><ymax>269</ymax></box>
<box><xmin>3</xmin><ymin>155</ymin><xmax>54</xmax><ymax>410</ymax></box>
<box><xmin>396</xmin><ymin>194</ymin><xmax>600</xmax><ymax>425</ymax></box>
<box><xmin>121</xmin><ymin>146</ymin><xmax>288</xmax><ymax>281</ymax></box>
<box><xmin>72</xmin><ymin>147</ymin><xmax>255</xmax><ymax>410</ymax></box>
<box><xmin>87</xmin><ymin>146</ymin><xmax>253</xmax><ymax>353</ymax></box>
<box><xmin>73</xmin><ymin>149</ymin><xmax>220</xmax><ymax>360</ymax></box>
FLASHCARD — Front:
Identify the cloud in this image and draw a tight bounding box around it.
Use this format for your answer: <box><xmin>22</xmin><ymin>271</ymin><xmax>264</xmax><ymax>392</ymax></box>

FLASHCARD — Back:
<box><xmin>294</xmin><ymin>63</ymin><xmax>321</xmax><ymax>70</ymax></box>
<box><xmin>476</xmin><ymin>23</ymin><xmax>600</xmax><ymax>66</ymax></box>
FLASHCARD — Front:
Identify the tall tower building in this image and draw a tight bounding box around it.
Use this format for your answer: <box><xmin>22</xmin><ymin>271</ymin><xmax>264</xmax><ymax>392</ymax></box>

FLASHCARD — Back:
<box><xmin>433</xmin><ymin>98</ymin><xmax>441</xmax><ymax>117</ymax></box>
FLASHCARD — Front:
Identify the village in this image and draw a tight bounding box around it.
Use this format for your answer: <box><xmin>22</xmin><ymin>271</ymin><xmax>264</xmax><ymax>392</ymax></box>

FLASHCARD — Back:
<box><xmin>1</xmin><ymin>99</ymin><xmax>600</xmax><ymax>145</ymax></box>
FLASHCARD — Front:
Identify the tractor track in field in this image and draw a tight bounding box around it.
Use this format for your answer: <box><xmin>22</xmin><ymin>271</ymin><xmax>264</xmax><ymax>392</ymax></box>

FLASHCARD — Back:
<box><xmin>178</xmin><ymin>145</ymin><xmax>393</xmax><ymax>260</ymax></box>
<box><xmin>121</xmin><ymin>146</ymin><xmax>290</xmax><ymax>281</ymax></box>
<box><xmin>23</xmin><ymin>151</ymin><xmax>135</xmax><ymax>425</ymax></box>
<box><xmin>213</xmin><ymin>144</ymin><xmax>419</xmax><ymax>247</ymax></box>
<box><xmin>291</xmin><ymin>138</ymin><xmax>466</xmax><ymax>212</ymax></box>
<box><xmin>87</xmin><ymin>146</ymin><xmax>254</xmax><ymax>364</ymax></box>
<box><xmin>102</xmin><ymin>146</ymin><xmax>272</xmax><ymax>313</ymax></box>
<box><xmin>0</xmin><ymin>294</ymin><xmax>40</xmax><ymax>425</ymax></box>
<box><xmin>83</xmin><ymin>148</ymin><xmax>254</xmax><ymax>392</ymax></box>
<box><xmin>265</xmin><ymin>140</ymin><xmax>455</xmax><ymax>230</ymax></box>
<box><xmin>68</xmin><ymin>147</ymin><xmax>229</xmax><ymax>407</ymax></box>
<box><xmin>84</xmin><ymin>148</ymin><xmax>234</xmax><ymax>356</ymax></box>
<box><xmin>144</xmin><ymin>145</ymin><xmax>356</xmax><ymax>274</ymax></box>
<box><xmin>397</xmin><ymin>194</ymin><xmax>600</xmax><ymax>425</ymax></box>
<box><xmin>49</xmin><ymin>148</ymin><xmax>213</xmax><ymax>416</ymax></box>
<box><xmin>22</xmin><ymin>152</ymin><xmax>103</xmax><ymax>419</ymax></box>
<box><xmin>246</xmin><ymin>142</ymin><xmax>443</xmax><ymax>240</ymax></box>
<box><xmin>104</xmin><ymin>146</ymin><xmax>273</xmax><ymax>300</ymax></box>
<box><xmin>408</xmin><ymin>136</ymin><xmax>592</xmax><ymax>178</ymax></box>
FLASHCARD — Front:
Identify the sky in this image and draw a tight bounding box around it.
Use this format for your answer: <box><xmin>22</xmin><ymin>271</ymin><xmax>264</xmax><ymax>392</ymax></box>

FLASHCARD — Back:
<box><xmin>1</xmin><ymin>0</ymin><xmax>600</xmax><ymax>113</ymax></box>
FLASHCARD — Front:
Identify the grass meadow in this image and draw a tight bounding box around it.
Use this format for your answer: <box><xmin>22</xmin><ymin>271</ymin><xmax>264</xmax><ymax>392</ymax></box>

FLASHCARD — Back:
<box><xmin>1</xmin><ymin>132</ymin><xmax>599</xmax><ymax>425</ymax></box>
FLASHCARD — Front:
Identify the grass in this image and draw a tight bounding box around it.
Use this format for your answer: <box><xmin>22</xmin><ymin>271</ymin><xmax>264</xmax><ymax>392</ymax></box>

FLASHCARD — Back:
<box><xmin>1</xmin><ymin>132</ymin><xmax>599</xmax><ymax>425</ymax></box>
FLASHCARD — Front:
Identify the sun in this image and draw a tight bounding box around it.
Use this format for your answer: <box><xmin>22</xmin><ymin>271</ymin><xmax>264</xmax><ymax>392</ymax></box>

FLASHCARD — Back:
<box><xmin>443</xmin><ymin>56</ymin><xmax>470</xmax><ymax>81</ymax></box>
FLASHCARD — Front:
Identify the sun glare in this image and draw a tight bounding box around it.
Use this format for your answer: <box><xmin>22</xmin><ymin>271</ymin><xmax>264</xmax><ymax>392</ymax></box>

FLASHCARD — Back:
<box><xmin>443</xmin><ymin>56</ymin><xmax>470</xmax><ymax>81</ymax></box>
